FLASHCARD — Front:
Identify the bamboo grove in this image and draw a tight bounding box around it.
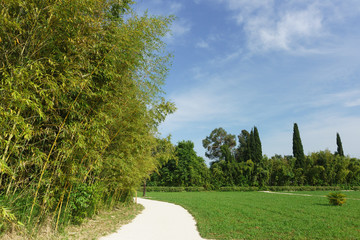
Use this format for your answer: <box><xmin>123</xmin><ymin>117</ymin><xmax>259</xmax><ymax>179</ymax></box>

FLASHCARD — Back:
<box><xmin>0</xmin><ymin>0</ymin><xmax>175</xmax><ymax>232</ymax></box>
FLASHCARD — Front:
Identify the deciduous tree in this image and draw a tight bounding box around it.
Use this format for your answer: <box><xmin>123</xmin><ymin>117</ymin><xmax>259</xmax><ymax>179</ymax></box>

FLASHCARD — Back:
<box><xmin>202</xmin><ymin>127</ymin><xmax>236</xmax><ymax>162</ymax></box>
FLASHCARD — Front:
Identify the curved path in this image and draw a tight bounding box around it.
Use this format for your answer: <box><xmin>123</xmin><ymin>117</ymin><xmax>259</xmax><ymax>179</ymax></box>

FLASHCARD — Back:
<box><xmin>99</xmin><ymin>198</ymin><xmax>204</xmax><ymax>240</ymax></box>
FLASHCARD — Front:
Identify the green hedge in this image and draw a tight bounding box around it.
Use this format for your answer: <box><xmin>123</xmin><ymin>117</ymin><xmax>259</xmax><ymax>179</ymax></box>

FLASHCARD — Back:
<box><xmin>142</xmin><ymin>187</ymin><xmax>185</xmax><ymax>192</ymax></box>
<box><xmin>219</xmin><ymin>186</ymin><xmax>348</xmax><ymax>192</ymax></box>
<box><xmin>184</xmin><ymin>187</ymin><xmax>206</xmax><ymax>192</ymax></box>
<box><xmin>140</xmin><ymin>185</ymin><xmax>359</xmax><ymax>192</ymax></box>
<box><xmin>141</xmin><ymin>186</ymin><xmax>208</xmax><ymax>192</ymax></box>
<box><xmin>219</xmin><ymin>186</ymin><xmax>259</xmax><ymax>192</ymax></box>
<box><xmin>264</xmin><ymin>186</ymin><xmax>343</xmax><ymax>192</ymax></box>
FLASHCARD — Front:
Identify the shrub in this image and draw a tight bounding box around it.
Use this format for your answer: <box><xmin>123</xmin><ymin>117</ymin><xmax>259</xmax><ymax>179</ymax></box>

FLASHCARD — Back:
<box><xmin>68</xmin><ymin>183</ymin><xmax>104</xmax><ymax>225</ymax></box>
<box><xmin>327</xmin><ymin>192</ymin><xmax>347</xmax><ymax>206</ymax></box>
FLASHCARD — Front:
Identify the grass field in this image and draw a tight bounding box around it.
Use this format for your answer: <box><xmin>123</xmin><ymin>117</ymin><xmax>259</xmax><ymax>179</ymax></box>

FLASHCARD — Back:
<box><xmin>145</xmin><ymin>191</ymin><xmax>360</xmax><ymax>240</ymax></box>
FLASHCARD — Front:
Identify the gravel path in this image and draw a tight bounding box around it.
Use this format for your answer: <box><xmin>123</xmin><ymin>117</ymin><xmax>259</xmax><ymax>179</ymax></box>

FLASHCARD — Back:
<box><xmin>99</xmin><ymin>198</ymin><xmax>204</xmax><ymax>240</ymax></box>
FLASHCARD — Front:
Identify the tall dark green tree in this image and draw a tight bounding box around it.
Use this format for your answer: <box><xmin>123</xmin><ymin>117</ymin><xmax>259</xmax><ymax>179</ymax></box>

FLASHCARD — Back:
<box><xmin>248</xmin><ymin>129</ymin><xmax>256</xmax><ymax>161</ymax></box>
<box><xmin>293</xmin><ymin>123</ymin><xmax>305</xmax><ymax>169</ymax></box>
<box><xmin>253</xmin><ymin>126</ymin><xmax>262</xmax><ymax>164</ymax></box>
<box><xmin>247</xmin><ymin>127</ymin><xmax>262</xmax><ymax>163</ymax></box>
<box><xmin>336</xmin><ymin>132</ymin><xmax>344</xmax><ymax>157</ymax></box>
<box><xmin>236</xmin><ymin>130</ymin><xmax>251</xmax><ymax>162</ymax></box>
<box><xmin>236</xmin><ymin>127</ymin><xmax>262</xmax><ymax>163</ymax></box>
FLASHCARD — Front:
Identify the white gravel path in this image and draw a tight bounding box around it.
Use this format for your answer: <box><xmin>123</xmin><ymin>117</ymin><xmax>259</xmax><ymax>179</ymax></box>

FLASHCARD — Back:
<box><xmin>99</xmin><ymin>198</ymin><xmax>205</xmax><ymax>240</ymax></box>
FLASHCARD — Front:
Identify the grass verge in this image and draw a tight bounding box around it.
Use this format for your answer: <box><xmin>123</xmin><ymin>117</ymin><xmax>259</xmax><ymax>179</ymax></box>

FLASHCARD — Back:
<box><xmin>146</xmin><ymin>191</ymin><xmax>360</xmax><ymax>240</ymax></box>
<box><xmin>1</xmin><ymin>203</ymin><xmax>143</xmax><ymax>240</ymax></box>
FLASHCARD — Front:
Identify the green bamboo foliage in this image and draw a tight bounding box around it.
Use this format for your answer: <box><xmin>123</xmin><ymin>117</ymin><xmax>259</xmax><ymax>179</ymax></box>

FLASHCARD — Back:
<box><xmin>0</xmin><ymin>0</ymin><xmax>175</xmax><ymax>231</ymax></box>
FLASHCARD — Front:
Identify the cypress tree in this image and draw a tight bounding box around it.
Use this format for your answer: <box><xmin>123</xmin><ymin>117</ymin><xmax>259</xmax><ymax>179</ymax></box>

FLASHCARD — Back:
<box><xmin>236</xmin><ymin>130</ymin><xmax>250</xmax><ymax>162</ymax></box>
<box><xmin>247</xmin><ymin>127</ymin><xmax>262</xmax><ymax>164</ymax></box>
<box><xmin>293</xmin><ymin>123</ymin><xmax>305</xmax><ymax>168</ymax></box>
<box><xmin>253</xmin><ymin>126</ymin><xmax>262</xmax><ymax>164</ymax></box>
<box><xmin>336</xmin><ymin>132</ymin><xmax>344</xmax><ymax>156</ymax></box>
<box><xmin>249</xmin><ymin>129</ymin><xmax>256</xmax><ymax>161</ymax></box>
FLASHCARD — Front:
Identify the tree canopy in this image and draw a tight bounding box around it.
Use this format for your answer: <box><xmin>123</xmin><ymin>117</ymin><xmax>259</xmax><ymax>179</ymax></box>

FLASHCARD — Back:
<box><xmin>149</xmin><ymin>140</ymin><xmax>209</xmax><ymax>187</ymax></box>
<box><xmin>150</xmin><ymin>126</ymin><xmax>360</xmax><ymax>189</ymax></box>
<box><xmin>202</xmin><ymin>127</ymin><xmax>236</xmax><ymax>162</ymax></box>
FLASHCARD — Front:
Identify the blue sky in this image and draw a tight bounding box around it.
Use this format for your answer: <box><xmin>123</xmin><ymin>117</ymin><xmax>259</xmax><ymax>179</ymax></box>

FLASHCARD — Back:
<box><xmin>135</xmin><ymin>0</ymin><xmax>360</xmax><ymax>163</ymax></box>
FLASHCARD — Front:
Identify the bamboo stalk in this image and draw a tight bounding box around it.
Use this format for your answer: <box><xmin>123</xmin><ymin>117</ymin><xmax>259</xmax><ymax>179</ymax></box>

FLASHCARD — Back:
<box><xmin>29</xmin><ymin>42</ymin><xmax>117</xmax><ymax>223</ymax></box>
<box><xmin>63</xmin><ymin>183</ymin><xmax>73</xmax><ymax>225</ymax></box>
<box><xmin>2</xmin><ymin>110</ymin><xmax>20</xmax><ymax>163</ymax></box>
<box><xmin>55</xmin><ymin>185</ymin><xmax>67</xmax><ymax>232</ymax></box>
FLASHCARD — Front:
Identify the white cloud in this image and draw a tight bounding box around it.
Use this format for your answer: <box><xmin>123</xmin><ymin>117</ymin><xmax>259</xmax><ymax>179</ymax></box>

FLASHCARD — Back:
<box><xmin>195</xmin><ymin>34</ymin><xmax>222</xmax><ymax>49</ymax></box>
<box><xmin>165</xmin><ymin>82</ymin><xmax>231</xmax><ymax>125</ymax></box>
<box><xmin>310</xmin><ymin>89</ymin><xmax>360</xmax><ymax>108</ymax></box>
<box><xmin>345</xmin><ymin>99</ymin><xmax>360</xmax><ymax>107</ymax></box>
<box><xmin>165</xmin><ymin>19</ymin><xmax>191</xmax><ymax>42</ymax></box>
<box><xmin>172</xmin><ymin>20</ymin><xmax>191</xmax><ymax>36</ymax></box>
<box><xmin>252</xmin><ymin>7</ymin><xmax>323</xmax><ymax>51</ymax></box>
<box><xmin>216</xmin><ymin>0</ymin><xmax>341</xmax><ymax>53</ymax></box>
<box><xmin>211</xmin><ymin>49</ymin><xmax>243</xmax><ymax>65</ymax></box>
<box><xmin>220</xmin><ymin>0</ymin><xmax>273</xmax><ymax>14</ymax></box>
<box><xmin>196</xmin><ymin>40</ymin><xmax>210</xmax><ymax>48</ymax></box>
<box><xmin>169</xmin><ymin>2</ymin><xmax>183</xmax><ymax>13</ymax></box>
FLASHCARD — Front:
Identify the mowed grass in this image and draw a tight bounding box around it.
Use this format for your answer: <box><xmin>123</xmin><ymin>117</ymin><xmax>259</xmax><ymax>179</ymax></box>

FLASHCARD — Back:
<box><xmin>145</xmin><ymin>191</ymin><xmax>360</xmax><ymax>239</ymax></box>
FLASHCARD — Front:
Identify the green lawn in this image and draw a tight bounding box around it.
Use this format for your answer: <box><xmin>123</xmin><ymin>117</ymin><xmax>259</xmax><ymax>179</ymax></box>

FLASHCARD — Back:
<box><xmin>145</xmin><ymin>191</ymin><xmax>360</xmax><ymax>240</ymax></box>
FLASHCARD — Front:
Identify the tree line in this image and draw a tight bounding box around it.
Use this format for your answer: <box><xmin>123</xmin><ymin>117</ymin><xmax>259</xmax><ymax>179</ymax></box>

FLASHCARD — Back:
<box><xmin>149</xmin><ymin>124</ymin><xmax>360</xmax><ymax>188</ymax></box>
<box><xmin>0</xmin><ymin>0</ymin><xmax>175</xmax><ymax>233</ymax></box>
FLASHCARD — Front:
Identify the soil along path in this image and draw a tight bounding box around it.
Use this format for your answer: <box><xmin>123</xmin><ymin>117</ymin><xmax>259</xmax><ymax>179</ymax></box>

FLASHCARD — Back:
<box><xmin>99</xmin><ymin>198</ymin><xmax>204</xmax><ymax>240</ymax></box>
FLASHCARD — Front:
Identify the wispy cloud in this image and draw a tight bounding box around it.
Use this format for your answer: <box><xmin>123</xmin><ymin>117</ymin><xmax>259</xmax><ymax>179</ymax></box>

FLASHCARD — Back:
<box><xmin>196</xmin><ymin>40</ymin><xmax>210</xmax><ymax>49</ymax></box>
<box><xmin>169</xmin><ymin>2</ymin><xmax>183</xmax><ymax>13</ymax></box>
<box><xmin>250</xmin><ymin>7</ymin><xmax>323</xmax><ymax>52</ymax></box>
<box><xmin>215</xmin><ymin>0</ymin><xmax>352</xmax><ymax>54</ymax></box>
<box><xmin>165</xmin><ymin>19</ymin><xmax>191</xmax><ymax>43</ymax></box>
<box><xmin>309</xmin><ymin>89</ymin><xmax>360</xmax><ymax>109</ymax></box>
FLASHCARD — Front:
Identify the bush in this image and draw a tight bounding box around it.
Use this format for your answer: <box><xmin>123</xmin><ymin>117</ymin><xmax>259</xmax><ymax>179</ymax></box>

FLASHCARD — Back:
<box><xmin>68</xmin><ymin>183</ymin><xmax>104</xmax><ymax>225</ymax></box>
<box><xmin>327</xmin><ymin>192</ymin><xmax>347</xmax><ymax>206</ymax></box>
